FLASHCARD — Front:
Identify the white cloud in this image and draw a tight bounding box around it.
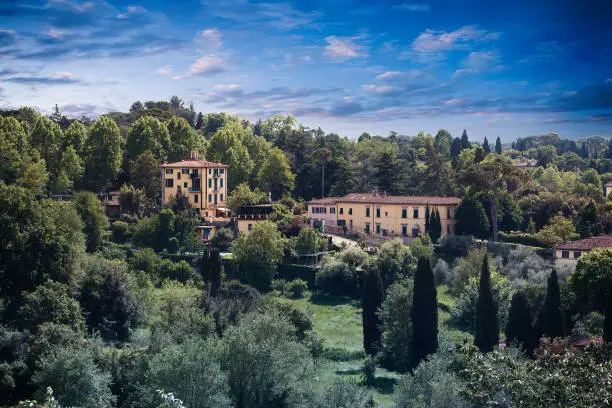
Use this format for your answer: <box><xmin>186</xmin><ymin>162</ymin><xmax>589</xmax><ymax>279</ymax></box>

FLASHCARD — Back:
<box><xmin>198</xmin><ymin>28</ymin><xmax>222</xmax><ymax>49</ymax></box>
<box><xmin>362</xmin><ymin>84</ymin><xmax>396</xmax><ymax>94</ymax></box>
<box><xmin>606</xmin><ymin>78</ymin><xmax>612</xmax><ymax>83</ymax></box>
<box><xmin>376</xmin><ymin>71</ymin><xmax>402</xmax><ymax>80</ymax></box>
<box><xmin>47</xmin><ymin>27</ymin><xmax>72</xmax><ymax>39</ymax></box>
<box><xmin>375</xmin><ymin>70</ymin><xmax>423</xmax><ymax>81</ymax></box>
<box><xmin>412</xmin><ymin>25</ymin><xmax>500</xmax><ymax>53</ymax></box>
<box><xmin>56</xmin><ymin>71</ymin><xmax>75</xmax><ymax>79</ymax></box>
<box><xmin>392</xmin><ymin>3</ymin><xmax>430</xmax><ymax>12</ymax></box>
<box><xmin>156</xmin><ymin>65</ymin><xmax>173</xmax><ymax>75</ymax></box>
<box><xmin>452</xmin><ymin>50</ymin><xmax>504</xmax><ymax>78</ymax></box>
<box><xmin>117</xmin><ymin>5</ymin><xmax>148</xmax><ymax>19</ymax></box>
<box><xmin>444</xmin><ymin>98</ymin><xmax>462</xmax><ymax>105</ymax></box>
<box><xmin>174</xmin><ymin>55</ymin><xmax>227</xmax><ymax>79</ymax></box>
<box><xmin>325</xmin><ymin>35</ymin><xmax>368</xmax><ymax>59</ymax></box>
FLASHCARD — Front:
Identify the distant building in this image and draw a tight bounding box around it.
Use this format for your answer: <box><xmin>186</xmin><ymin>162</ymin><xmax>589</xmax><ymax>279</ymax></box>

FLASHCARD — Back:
<box><xmin>514</xmin><ymin>159</ymin><xmax>537</xmax><ymax>170</ymax></box>
<box><xmin>160</xmin><ymin>152</ymin><xmax>229</xmax><ymax>219</ymax></box>
<box><xmin>235</xmin><ymin>204</ymin><xmax>275</xmax><ymax>233</ymax></box>
<box><xmin>605</xmin><ymin>181</ymin><xmax>612</xmax><ymax>197</ymax></box>
<box><xmin>553</xmin><ymin>235</ymin><xmax>612</xmax><ymax>265</ymax></box>
<box><xmin>100</xmin><ymin>191</ymin><xmax>120</xmax><ymax>218</ymax></box>
<box><xmin>307</xmin><ymin>193</ymin><xmax>460</xmax><ymax>238</ymax></box>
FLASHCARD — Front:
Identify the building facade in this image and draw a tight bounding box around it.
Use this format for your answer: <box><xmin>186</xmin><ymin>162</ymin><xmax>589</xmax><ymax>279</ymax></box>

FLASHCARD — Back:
<box><xmin>307</xmin><ymin>193</ymin><xmax>460</xmax><ymax>238</ymax></box>
<box><xmin>235</xmin><ymin>204</ymin><xmax>275</xmax><ymax>233</ymax></box>
<box><xmin>160</xmin><ymin>157</ymin><xmax>228</xmax><ymax>219</ymax></box>
<box><xmin>553</xmin><ymin>235</ymin><xmax>612</xmax><ymax>265</ymax></box>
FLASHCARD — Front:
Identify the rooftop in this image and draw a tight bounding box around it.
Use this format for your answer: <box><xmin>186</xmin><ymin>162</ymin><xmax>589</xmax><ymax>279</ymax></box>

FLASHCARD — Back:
<box><xmin>161</xmin><ymin>159</ymin><xmax>228</xmax><ymax>168</ymax></box>
<box><xmin>307</xmin><ymin>197</ymin><xmax>339</xmax><ymax>205</ymax></box>
<box><xmin>554</xmin><ymin>235</ymin><xmax>612</xmax><ymax>251</ymax></box>
<box><xmin>329</xmin><ymin>193</ymin><xmax>460</xmax><ymax>205</ymax></box>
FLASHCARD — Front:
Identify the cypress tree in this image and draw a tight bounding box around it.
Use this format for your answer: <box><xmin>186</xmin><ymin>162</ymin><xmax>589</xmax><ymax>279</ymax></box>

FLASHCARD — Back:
<box><xmin>209</xmin><ymin>247</ymin><xmax>222</xmax><ymax>298</ymax></box>
<box><xmin>362</xmin><ymin>263</ymin><xmax>384</xmax><ymax>356</ymax></box>
<box><xmin>542</xmin><ymin>270</ymin><xmax>564</xmax><ymax>338</ymax></box>
<box><xmin>429</xmin><ymin>208</ymin><xmax>442</xmax><ymax>243</ymax></box>
<box><xmin>511</xmin><ymin>141</ymin><xmax>516</xmax><ymax>150</ymax></box>
<box><xmin>495</xmin><ymin>137</ymin><xmax>502</xmax><ymax>155</ymax></box>
<box><xmin>604</xmin><ymin>284</ymin><xmax>612</xmax><ymax>342</ymax></box>
<box><xmin>474</xmin><ymin>147</ymin><xmax>485</xmax><ymax>163</ymax></box>
<box><xmin>474</xmin><ymin>253</ymin><xmax>499</xmax><ymax>352</ymax></box>
<box><xmin>461</xmin><ymin>129</ymin><xmax>470</xmax><ymax>150</ymax></box>
<box><xmin>425</xmin><ymin>205</ymin><xmax>431</xmax><ymax>233</ymax></box>
<box><xmin>450</xmin><ymin>137</ymin><xmax>462</xmax><ymax>164</ymax></box>
<box><xmin>483</xmin><ymin>137</ymin><xmax>491</xmax><ymax>154</ymax></box>
<box><xmin>505</xmin><ymin>291</ymin><xmax>534</xmax><ymax>356</ymax></box>
<box><xmin>411</xmin><ymin>257</ymin><xmax>438</xmax><ymax>368</ymax></box>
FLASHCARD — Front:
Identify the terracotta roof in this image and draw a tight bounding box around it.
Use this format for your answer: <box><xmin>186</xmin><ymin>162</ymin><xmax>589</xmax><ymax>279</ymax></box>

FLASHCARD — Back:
<box><xmin>554</xmin><ymin>235</ymin><xmax>612</xmax><ymax>251</ymax></box>
<box><xmin>161</xmin><ymin>160</ymin><xmax>228</xmax><ymax>168</ymax></box>
<box><xmin>307</xmin><ymin>198</ymin><xmax>339</xmax><ymax>205</ymax></box>
<box><xmin>335</xmin><ymin>193</ymin><xmax>460</xmax><ymax>205</ymax></box>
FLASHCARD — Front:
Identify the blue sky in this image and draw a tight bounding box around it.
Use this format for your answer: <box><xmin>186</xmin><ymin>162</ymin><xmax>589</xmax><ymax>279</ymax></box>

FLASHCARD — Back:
<box><xmin>1</xmin><ymin>0</ymin><xmax>611</xmax><ymax>141</ymax></box>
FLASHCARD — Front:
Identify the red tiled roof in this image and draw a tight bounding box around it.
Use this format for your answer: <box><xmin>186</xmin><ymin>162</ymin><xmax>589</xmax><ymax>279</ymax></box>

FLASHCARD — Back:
<box><xmin>553</xmin><ymin>235</ymin><xmax>612</xmax><ymax>251</ymax></box>
<box><xmin>307</xmin><ymin>198</ymin><xmax>339</xmax><ymax>205</ymax></box>
<box><xmin>161</xmin><ymin>160</ymin><xmax>228</xmax><ymax>168</ymax></box>
<box><xmin>335</xmin><ymin>193</ymin><xmax>460</xmax><ymax>205</ymax></box>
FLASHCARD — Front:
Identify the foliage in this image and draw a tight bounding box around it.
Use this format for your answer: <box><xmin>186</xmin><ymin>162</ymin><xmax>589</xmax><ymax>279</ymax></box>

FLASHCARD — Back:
<box><xmin>314</xmin><ymin>380</ymin><xmax>375</xmax><ymax>408</ymax></box>
<box><xmin>210</xmin><ymin>280</ymin><xmax>262</xmax><ymax>334</ymax></box>
<box><xmin>227</xmin><ymin>183</ymin><xmax>267</xmax><ymax>213</ymax></box>
<box><xmin>73</xmin><ymin>191</ymin><xmax>108</xmax><ymax>252</ymax></box>
<box><xmin>18</xmin><ymin>281</ymin><xmax>84</xmax><ymax>333</ymax></box>
<box><xmin>258</xmin><ymin>147</ymin><xmax>296</xmax><ymax>200</ymax></box>
<box><xmin>474</xmin><ymin>255</ymin><xmax>500</xmax><ymax>352</ymax></box>
<box><xmin>572</xmin><ymin>248</ymin><xmax>612</xmax><ymax>313</ymax></box>
<box><xmin>500</xmin><ymin>246</ymin><xmax>553</xmax><ymax>287</ymax></box>
<box><xmin>454</xmin><ymin>196</ymin><xmax>490</xmax><ymax>239</ymax></box>
<box><xmin>411</xmin><ymin>258</ymin><xmax>438</xmax><ymax>368</ymax></box>
<box><xmin>541</xmin><ymin>270</ymin><xmax>565</xmax><ymax>338</ymax></box>
<box><xmin>84</xmin><ymin>116</ymin><xmax>122</xmax><ymax>190</ymax></box>
<box><xmin>361</xmin><ymin>357</ymin><xmax>376</xmax><ymax>387</ymax></box>
<box><xmin>362</xmin><ymin>262</ymin><xmax>384</xmax><ymax>356</ymax></box>
<box><xmin>379</xmin><ymin>278</ymin><xmax>413</xmax><ymax>372</ymax></box>
<box><xmin>286</xmin><ymin>279</ymin><xmax>308</xmax><ymax>298</ymax></box>
<box><xmin>376</xmin><ymin>238</ymin><xmax>415</xmax><ymax>287</ymax></box>
<box><xmin>505</xmin><ymin>291</ymin><xmax>535</xmax><ymax>355</ymax></box>
<box><xmin>316</xmin><ymin>256</ymin><xmax>358</xmax><ymax>296</ymax></box>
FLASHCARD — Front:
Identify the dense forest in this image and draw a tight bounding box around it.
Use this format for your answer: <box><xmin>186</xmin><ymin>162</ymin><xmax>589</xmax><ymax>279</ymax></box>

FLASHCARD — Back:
<box><xmin>1</xmin><ymin>97</ymin><xmax>612</xmax><ymax>407</ymax></box>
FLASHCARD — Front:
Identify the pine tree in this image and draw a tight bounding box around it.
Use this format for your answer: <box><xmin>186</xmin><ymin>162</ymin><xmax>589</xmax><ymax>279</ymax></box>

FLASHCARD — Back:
<box><xmin>411</xmin><ymin>257</ymin><xmax>438</xmax><ymax>368</ymax></box>
<box><xmin>209</xmin><ymin>247</ymin><xmax>222</xmax><ymax>298</ymax></box>
<box><xmin>604</xmin><ymin>284</ymin><xmax>612</xmax><ymax>342</ymax></box>
<box><xmin>483</xmin><ymin>137</ymin><xmax>491</xmax><ymax>154</ymax></box>
<box><xmin>425</xmin><ymin>205</ymin><xmax>431</xmax><ymax>233</ymax></box>
<box><xmin>542</xmin><ymin>270</ymin><xmax>564</xmax><ymax>338</ymax></box>
<box><xmin>362</xmin><ymin>264</ymin><xmax>384</xmax><ymax>356</ymax></box>
<box><xmin>474</xmin><ymin>253</ymin><xmax>499</xmax><ymax>352</ymax></box>
<box><xmin>461</xmin><ymin>130</ymin><xmax>470</xmax><ymax>150</ymax></box>
<box><xmin>195</xmin><ymin>112</ymin><xmax>204</xmax><ymax>130</ymax></box>
<box><xmin>505</xmin><ymin>291</ymin><xmax>534</xmax><ymax>355</ymax></box>
<box><xmin>429</xmin><ymin>208</ymin><xmax>442</xmax><ymax>243</ymax></box>
<box><xmin>511</xmin><ymin>141</ymin><xmax>516</xmax><ymax>150</ymax></box>
<box><xmin>495</xmin><ymin>137</ymin><xmax>502</xmax><ymax>155</ymax></box>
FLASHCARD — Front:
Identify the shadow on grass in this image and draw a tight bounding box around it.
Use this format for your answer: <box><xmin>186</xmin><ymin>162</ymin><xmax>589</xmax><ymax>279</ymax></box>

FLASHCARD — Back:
<box><xmin>309</xmin><ymin>293</ymin><xmax>360</xmax><ymax>307</ymax></box>
<box><xmin>335</xmin><ymin>367</ymin><xmax>362</xmax><ymax>375</ymax></box>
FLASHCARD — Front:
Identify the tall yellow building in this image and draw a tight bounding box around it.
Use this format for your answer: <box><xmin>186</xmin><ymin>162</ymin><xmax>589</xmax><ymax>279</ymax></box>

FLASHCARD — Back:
<box><xmin>160</xmin><ymin>156</ymin><xmax>228</xmax><ymax>219</ymax></box>
<box><xmin>307</xmin><ymin>193</ymin><xmax>460</xmax><ymax>238</ymax></box>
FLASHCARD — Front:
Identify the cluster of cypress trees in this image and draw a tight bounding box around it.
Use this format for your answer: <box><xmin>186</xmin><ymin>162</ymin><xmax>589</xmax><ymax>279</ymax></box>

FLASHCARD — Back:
<box><xmin>424</xmin><ymin>205</ymin><xmax>442</xmax><ymax>243</ymax></box>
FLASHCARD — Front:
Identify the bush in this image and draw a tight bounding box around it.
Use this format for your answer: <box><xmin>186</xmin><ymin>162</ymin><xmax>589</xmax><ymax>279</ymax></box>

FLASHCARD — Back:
<box><xmin>500</xmin><ymin>246</ymin><xmax>553</xmax><ymax>287</ymax></box>
<box><xmin>437</xmin><ymin>235</ymin><xmax>474</xmax><ymax>259</ymax></box>
<box><xmin>276</xmin><ymin>264</ymin><xmax>317</xmax><ymax>286</ymax></box>
<box><xmin>211</xmin><ymin>228</ymin><xmax>234</xmax><ymax>250</ymax></box>
<box><xmin>361</xmin><ymin>358</ymin><xmax>376</xmax><ymax>387</ymax></box>
<box><xmin>110</xmin><ymin>221</ymin><xmax>130</xmax><ymax>243</ymax></box>
<box><xmin>316</xmin><ymin>257</ymin><xmax>356</xmax><ymax>296</ymax></box>
<box><xmin>499</xmin><ymin>231</ymin><xmax>547</xmax><ymax>248</ymax></box>
<box><xmin>433</xmin><ymin>259</ymin><xmax>453</xmax><ymax>285</ymax></box>
<box><xmin>271</xmin><ymin>279</ymin><xmax>288</xmax><ymax>294</ymax></box>
<box><xmin>159</xmin><ymin>259</ymin><xmax>200</xmax><ymax>284</ymax></box>
<box><xmin>167</xmin><ymin>237</ymin><xmax>179</xmax><ymax>253</ymax></box>
<box><xmin>286</xmin><ymin>279</ymin><xmax>308</xmax><ymax>298</ymax></box>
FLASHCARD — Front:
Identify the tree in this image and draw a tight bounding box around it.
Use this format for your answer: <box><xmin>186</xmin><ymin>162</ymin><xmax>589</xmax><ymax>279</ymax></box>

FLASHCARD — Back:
<box><xmin>411</xmin><ymin>258</ymin><xmax>438</xmax><ymax>368</ymax></box>
<box><xmin>604</xmin><ymin>284</ymin><xmax>612</xmax><ymax>343</ymax></box>
<box><xmin>373</xmin><ymin>145</ymin><xmax>401</xmax><ymax>195</ymax></box>
<box><xmin>145</xmin><ymin>340</ymin><xmax>232</xmax><ymax>408</ymax></box>
<box><xmin>450</xmin><ymin>137</ymin><xmax>462</xmax><ymax>164</ymax></box>
<box><xmin>0</xmin><ymin>116</ymin><xmax>28</xmax><ymax>185</ymax></box>
<box><xmin>425</xmin><ymin>205</ymin><xmax>431</xmax><ymax>233</ymax></box>
<box><xmin>329</xmin><ymin>157</ymin><xmax>355</xmax><ymax>197</ymax></box>
<box><xmin>227</xmin><ymin>182</ymin><xmax>267</xmax><ymax>213</ymax></box>
<box><xmin>454</xmin><ymin>196</ymin><xmax>490</xmax><ymax>239</ymax></box>
<box><xmin>126</xmin><ymin>115</ymin><xmax>170</xmax><ymax>162</ymax></box>
<box><xmin>541</xmin><ymin>270</ymin><xmax>564</xmax><ymax>338</ymax></box>
<box><xmin>195</xmin><ymin>112</ymin><xmax>204</xmax><ymax>130</ymax></box>
<box><xmin>434</xmin><ymin>129</ymin><xmax>452</xmax><ymax>159</ymax></box>
<box><xmin>314</xmin><ymin>380</ymin><xmax>375</xmax><ymax>408</ymax></box>
<box><xmin>295</xmin><ymin>227</ymin><xmax>319</xmax><ymax>254</ymax></box>
<box><xmin>18</xmin><ymin>281</ymin><xmax>84</xmax><ymax>332</ymax></box>
<box><xmin>474</xmin><ymin>147</ymin><xmax>485</xmax><ymax>163</ymax></box>
<box><xmin>461</xmin><ymin>129</ymin><xmax>470</xmax><ymax>150</ymax></box>
<box><xmin>258</xmin><ymin>147</ymin><xmax>295</xmax><ymax>200</ymax></box>
<box><xmin>29</xmin><ymin>117</ymin><xmax>64</xmax><ymax>185</ymax></box>
<box><xmin>130</xmin><ymin>150</ymin><xmax>161</xmax><ymax>201</ymax></box>
<box><xmin>474</xmin><ymin>253</ymin><xmax>499</xmax><ymax>352</ymax></box>
<box><xmin>575</xmin><ymin>200</ymin><xmax>598</xmax><ymax>238</ymax></box>
<box><xmin>482</xmin><ymin>137</ymin><xmax>491</xmax><ymax>154</ymax></box>
<box><xmin>207</xmin><ymin>121</ymin><xmax>253</xmax><ymax>189</ymax></box>
<box><xmin>379</xmin><ymin>279</ymin><xmax>413</xmax><ymax>372</ymax></box>
<box><xmin>167</xmin><ymin>116</ymin><xmax>202</xmax><ymax>162</ymax></box>
<box><xmin>362</xmin><ymin>263</ymin><xmax>384</xmax><ymax>356</ymax></box>
<box><xmin>52</xmin><ymin>146</ymin><xmax>83</xmax><ymax>193</ymax></box>
<box><xmin>129</xmin><ymin>101</ymin><xmax>144</xmax><ymax>115</ymax></box>
<box><xmin>84</xmin><ymin>116</ymin><xmax>122</xmax><ymax>190</ymax></box>
<box><xmin>32</xmin><ymin>347</ymin><xmax>113</xmax><ymax>408</ymax></box>
<box><xmin>208</xmin><ymin>247</ymin><xmax>222</xmax><ymax>297</ymax></box>
<box><xmin>505</xmin><ymin>291</ymin><xmax>534</xmax><ymax>355</ymax></box>
<box><xmin>428</xmin><ymin>208</ymin><xmax>442</xmax><ymax>243</ymax></box>
<box><xmin>572</xmin><ymin>249</ymin><xmax>612</xmax><ymax>314</ymax></box>
<box><xmin>232</xmin><ymin>221</ymin><xmax>285</xmax><ymax>291</ymax></box>
<box><xmin>495</xmin><ymin>136</ymin><xmax>502</xmax><ymax>155</ymax></box>
<box><xmin>64</xmin><ymin>120</ymin><xmax>88</xmax><ymax>155</ymax></box>
<box><xmin>17</xmin><ymin>154</ymin><xmax>48</xmax><ymax>193</ymax></box>
<box><xmin>313</xmin><ymin>147</ymin><xmax>332</xmax><ymax>197</ymax></box>
<box><xmin>73</xmin><ymin>191</ymin><xmax>108</xmax><ymax>252</ymax></box>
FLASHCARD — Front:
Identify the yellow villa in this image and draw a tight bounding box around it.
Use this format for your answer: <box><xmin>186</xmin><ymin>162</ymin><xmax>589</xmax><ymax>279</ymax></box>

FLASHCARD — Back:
<box><xmin>307</xmin><ymin>193</ymin><xmax>460</xmax><ymax>238</ymax></box>
<box><xmin>160</xmin><ymin>154</ymin><xmax>229</xmax><ymax>221</ymax></box>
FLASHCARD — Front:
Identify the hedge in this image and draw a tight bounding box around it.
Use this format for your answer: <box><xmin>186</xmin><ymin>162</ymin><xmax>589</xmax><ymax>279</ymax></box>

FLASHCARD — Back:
<box><xmin>276</xmin><ymin>264</ymin><xmax>317</xmax><ymax>287</ymax></box>
<box><xmin>498</xmin><ymin>231</ymin><xmax>548</xmax><ymax>248</ymax></box>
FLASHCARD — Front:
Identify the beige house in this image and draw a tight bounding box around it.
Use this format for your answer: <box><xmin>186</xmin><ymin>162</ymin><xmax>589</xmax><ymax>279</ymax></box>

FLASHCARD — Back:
<box><xmin>306</xmin><ymin>197</ymin><xmax>338</xmax><ymax>227</ymax></box>
<box><xmin>235</xmin><ymin>204</ymin><xmax>275</xmax><ymax>234</ymax></box>
<box><xmin>605</xmin><ymin>181</ymin><xmax>612</xmax><ymax>197</ymax></box>
<box><xmin>553</xmin><ymin>235</ymin><xmax>612</xmax><ymax>265</ymax></box>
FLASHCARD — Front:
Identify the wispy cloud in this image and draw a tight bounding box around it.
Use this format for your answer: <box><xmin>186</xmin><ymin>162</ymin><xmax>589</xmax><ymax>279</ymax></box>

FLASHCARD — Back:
<box><xmin>175</xmin><ymin>55</ymin><xmax>228</xmax><ymax>79</ymax></box>
<box><xmin>362</xmin><ymin>84</ymin><xmax>397</xmax><ymax>94</ymax></box>
<box><xmin>156</xmin><ymin>65</ymin><xmax>173</xmax><ymax>75</ymax></box>
<box><xmin>452</xmin><ymin>50</ymin><xmax>505</xmax><ymax>78</ymax></box>
<box><xmin>412</xmin><ymin>25</ymin><xmax>500</xmax><ymax>53</ymax></box>
<box><xmin>325</xmin><ymin>35</ymin><xmax>368</xmax><ymax>59</ymax></box>
<box><xmin>3</xmin><ymin>71</ymin><xmax>81</xmax><ymax>85</ymax></box>
<box><xmin>197</xmin><ymin>28</ymin><xmax>222</xmax><ymax>49</ymax></box>
<box><xmin>392</xmin><ymin>3</ymin><xmax>430</xmax><ymax>12</ymax></box>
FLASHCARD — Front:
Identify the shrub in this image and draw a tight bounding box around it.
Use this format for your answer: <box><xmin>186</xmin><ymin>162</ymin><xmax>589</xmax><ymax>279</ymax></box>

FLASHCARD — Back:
<box><xmin>379</xmin><ymin>279</ymin><xmax>413</xmax><ymax>372</ymax></box>
<box><xmin>167</xmin><ymin>237</ymin><xmax>179</xmax><ymax>253</ymax></box>
<box><xmin>361</xmin><ymin>358</ymin><xmax>376</xmax><ymax>387</ymax></box>
<box><xmin>295</xmin><ymin>227</ymin><xmax>320</xmax><ymax>254</ymax></box>
<box><xmin>271</xmin><ymin>279</ymin><xmax>288</xmax><ymax>294</ymax></box>
<box><xmin>500</xmin><ymin>246</ymin><xmax>553</xmax><ymax>287</ymax></box>
<box><xmin>433</xmin><ymin>259</ymin><xmax>453</xmax><ymax>285</ymax></box>
<box><xmin>499</xmin><ymin>231</ymin><xmax>547</xmax><ymax>247</ymax></box>
<box><xmin>437</xmin><ymin>235</ymin><xmax>474</xmax><ymax>259</ymax></box>
<box><xmin>211</xmin><ymin>228</ymin><xmax>234</xmax><ymax>250</ymax></box>
<box><xmin>110</xmin><ymin>221</ymin><xmax>130</xmax><ymax>243</ymax></box>
<box><xmin>316</xmin><ymin>257</ymin><xmax>355</xmax><ymax>296</ymax></box>
<box><xmin>286</xmin><ymin>279</ymin><xmax>308</xmax><ymax>298</ymax></box>
<box><xmin>159</xmin><ymin>259</ymin><xmax>200</xmax><ymax>284</ymax></box>
<box><xmin>314</xmin><ymin>380</ymin><xmax>375</xmax><ymax>408</ymax></box>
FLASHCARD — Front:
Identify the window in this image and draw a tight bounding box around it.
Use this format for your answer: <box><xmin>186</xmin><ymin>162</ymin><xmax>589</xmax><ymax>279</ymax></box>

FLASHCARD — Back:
<box><xmin>349</xmin><ymin>220</ymin><xmax>353</xmax><ymax>229</ymax></box>
<box><xmin>348</xmin><ymin>208</ymin><xmax>352</xmax><ymax>215</ymax></box>
<box><xmin>574</xmin><ymin>251</ymin><xmax>582</xmax><ymax>258</ymax></box>
<box><xmin>376</xmin><ymin>207</ymin><xmax>381</xmax><ymax>218</ymax></box>
<box><xmin>182</xmin><ymin>169</ymin><xmax>189</xmax><ymax>174</ymax></box>
<box><xmin>376</xmin><ymin>223</ymin><xmax>381</xmax><ymax>234</ymax></box>
<box><xmin>561</xmin><ymin>250</ymin><xmax>569</xmax><ymax>259</ymax></box>
<box><xmin>194</xmin><ymin>195</ymin><xmax>199</xmax><ymax>203</ymax></box>
<box><xmin>365</xmin><ymin>223</ymin><xmax>370</xmax><ymax>234</ymax></box>
<box><xmin>340</xmin><ymin>208</ymin><xmax>344</xmax><ymax>215</ymax></box>
<box><xmin>208</xmin><ymin>194</ymin><xmax>212</xmax><ymax>202</ymax></box>
<box><xmin>248</xmin><ymin>224</ymin><xmax>253</xmax><ymax>231</ymax></box>
<box><xmin>165</xmin><ymin>179</ymin><xmax>174</xmax><ymax>188</ymax></box>
<box><xmin>220</xmin><ymin>179</ymin><xmax>223</xmax><ymax>188</ymax></box>
<box><xmin>165</xmin><ymin>169</ymin><xmax>174</xmax><ymax>174</ymax></box>
<box><xmin>337</xmin><ymin>220</ymin><xmax>346</xmax><ymax>227</ymax></box>
<box><xmin>330</xmin><ymin>208</ymin><xmax>336</xmax><ymax>214</ymax></box>
<box><xmin>184</xmin><ymin>182</ymin><xmax>188</xmax><ymax>188</ymax></box>
<box><xmin>402</xmin><ymin>208</ymin><xmax>407</xmax><ymax>218</ymax></box>
<box><xmin>208</xmin><ymin>169</ymin><xmax>211</xmax><ymax>174</ymax></box>
<box><xmin>385</xmin><ymin>211</ymin><xmax>388</xmax><ymax>217</ymax></box>
<box><xmin>220</xmin><ymin>194</ymin><xmax>223</xmax><ymax>202</ymax></box>
<box><xmin>192</xmin><ymin>169</ymin><xmax>198</xmax><ymax>176</ymax></box>
<box><xmin>413</xmin><ymin>208</ymin><xmax>419</xmax><ymax>219</ymax></box>
<box><xmin>366</xmin><ymin>207</ymin><xmax>370</xmax><ymax>217</ymax></box>
<box><xmin>208</xmin><ymin>179</ymin><xmax>212</xmax><ymax>188</ymax></box>
<box><xmin>402</xmin><ymin>224</ymin><xmax>407</xmax><ymax>236</ymax></box>
<box><xmin>382</xmin><ymin>229</ymin><xmax>388</xmax><ymax>237</ymax></box>
<box><xmin>323</xmin><ymin>207</ymin><xmax>327</xmax><ymax>213</ymax></box>
<box><xmin>220</xmin><ymin>169</ymin><xmax>224</xmax><ymax>174</ymax></box>
<box><xmin>177</xmin><ymin>173</ymin><xmax>181</xmax><ymax>180</ymax></box>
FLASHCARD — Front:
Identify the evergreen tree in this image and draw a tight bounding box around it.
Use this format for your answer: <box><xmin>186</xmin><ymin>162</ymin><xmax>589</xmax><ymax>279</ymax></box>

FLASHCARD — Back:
<box><xmin>511</xmin><ymin>141</ymin><xmax>515</xmax><ymax>150</ymax></box>
<box><xmin>450</xmin><ymin>137</ymin><xmax>462</xmax><ymax>164</ymax></box>
<box><xmin>373</xmin><ymin>148</ymin><xmax>401</xmax><ymax>195</ymax></box>
<box><xmin>425</xmin><ymin>205</ymin><xmax>431</xmax><ymax>233</ymax></box>
<box><xmin>505</xmin><ymin>291</ymin><xmax>534</xmax><ymax>355</ymax></box>
<box><xmin>461</xmin><ymin>130</ymin><xmax>470</xmax><ymax>150</ymax></box>
<box><xmin>209</xmin><ymin>247</ymin><xmax>222</xmax><ymax>298</ymax></box>
<box><xmin>542</xmin><ymin>270</ymin><xmax>564</xmax><ymax>338</ymax></box>
<box><xmin>195</xmin><ymin>112</ymin><xmax>204</xmax><ymax>130</ymax></box>
<box><xmin>362</xmin><ymin>263</ymin><xmax>384</xmax><ymax>356</ymax></box>
<box><xmin>495</xmin><ymin>137</ymin><xmax>502</xmax><ymax>155</ymax></box>
<box><xmin>474</xmin><ymin>147</ymin><xmax>485</xmax><ymax>163</ymax></box>
<box><xmin>428</xmin><ymin>208</ymin><xmax>442</xmax><ymax>243</ymax></box>
<box><xmin>576</xmin><ymin>200</ymin><xmax>598</xmax><ymax>238</ymax></box>
<box><xmin>604</xmin><ymin>284</ymin><xmax>612</xmax><ymax>342</ymax></box>
<box><xmin>411</xmin><ymin>258</ymin><xmax>438</xmax><ymax>368</ymax></box>
<box><xmin>454</xmin><ymin>196</ymin><xmax>490</xmax><ymax>239</ymax></box>
<box><xmin>483</xmin><ymin>137</ymin><xmax>491</xmax><ymax>154</ymax></box>
<box><xmin>474</xmin><ymin>254</ymin><xmax>499</xmax><ymax>352</ymax></box>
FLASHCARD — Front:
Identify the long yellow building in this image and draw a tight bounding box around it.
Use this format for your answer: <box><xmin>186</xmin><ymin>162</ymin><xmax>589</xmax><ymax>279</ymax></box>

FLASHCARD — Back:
<box><xmin>160</xmin><ymin>156</ymin><xmax>228</xmax><ymax>219</ymax></box>
<box><xmin>307</xmin><ymin>193</ymin><xmax>460</xmax><ymax>238</ymax></box>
